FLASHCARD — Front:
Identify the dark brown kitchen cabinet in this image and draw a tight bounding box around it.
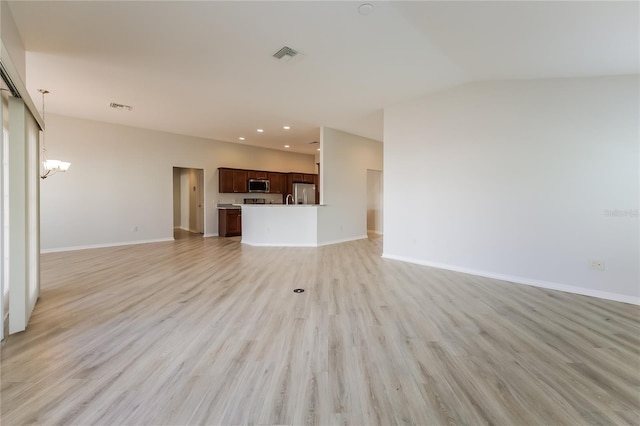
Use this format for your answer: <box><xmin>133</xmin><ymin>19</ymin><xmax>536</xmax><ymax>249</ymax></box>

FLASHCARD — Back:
<box><xmin>219</xmin><ymin>167</ymin><xmax>317</xmax><ymax>196</ymax></box>
<box><xmin>285</xmin><ymin>174</ymin><xmax>295</xmax><ymax>198</ymax></box>
<box><xmin>289</xmin><ymin>173</ymin><xmax>304</xmax><ymax>183</ymax></box>
<box><xmin>290</xmin><ymin>173</ymin><xmax>315</xmax><ymax>184</ymax></box>
<box><xmin>268</xmin><ymin>172</ymin><xmax>286</xmax><ymax>194</ymax></box>
<box><xmin>284</xmin><ymin>172</ymin><xmax>319</xmax><ymax>202</ymax></box>
<box><xmin>247</xmin><ymin>170</ymin><xmax>268</xmax><ymax>180</ymax></box>
<box><xmin>219</xmin><ymin>168</ymin><xmax>247</xmax><ymax>193</ymax></box>
<box><xmin>218</xmin><ymin>208</ymin><xmax>241</xmax><ymax>237</ymax></box>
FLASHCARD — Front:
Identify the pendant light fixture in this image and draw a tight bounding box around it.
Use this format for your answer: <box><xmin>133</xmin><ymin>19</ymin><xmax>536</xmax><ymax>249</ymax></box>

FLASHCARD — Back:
<box><xmin>39</xmin><ymin>89</ymin><xmax>70</xmax><ymax>179</ymax></box>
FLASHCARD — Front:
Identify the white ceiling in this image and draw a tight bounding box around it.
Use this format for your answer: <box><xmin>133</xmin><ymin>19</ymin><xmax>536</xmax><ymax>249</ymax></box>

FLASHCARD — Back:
<box><xmin>8</xmin><ymin>1</ymin><xmax>639</xmax><ymax>155</ymax></box>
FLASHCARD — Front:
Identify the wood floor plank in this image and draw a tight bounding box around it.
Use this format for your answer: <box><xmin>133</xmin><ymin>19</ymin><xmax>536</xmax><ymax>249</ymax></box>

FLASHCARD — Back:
<box><xmin>1</xmin><ymin>234</ymin><xmax>638</xmax><ymax>425</ymax></box>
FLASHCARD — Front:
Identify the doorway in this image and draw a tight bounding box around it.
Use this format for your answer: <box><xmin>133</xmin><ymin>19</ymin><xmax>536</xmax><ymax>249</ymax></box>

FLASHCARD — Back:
<box><xmin>366</xmin><ymin>169</ymin><xmax>383</xmax><ymax>235</ymax></box>
<box><xmin>172</xmin><ymin>167</ymin><xmax>204</xmax><ymax>239</ymax></box>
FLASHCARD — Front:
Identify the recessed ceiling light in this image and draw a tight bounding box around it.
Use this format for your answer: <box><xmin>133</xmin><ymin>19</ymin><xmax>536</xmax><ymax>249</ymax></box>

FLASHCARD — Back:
<box><xmin>283</xmin><ymin>126</ymin><xmax>290</xmax><ymax>130</ymax></box>
<box><xmin>284</xmin><ymin>145</ymin><xmax>290</xmax><ymax>148</ymax></box>
<box><xmin>257</xmin><ymin>129</ymin><xmax>264</xmax><ymax>133</ymax></box>
<box><xmin>358</xmin><ymin>3</ymin><xmax>374</xmax><ymax>16</ymax></box>
<box><xmin>317</xmin><ymin>148</ymin><xmax>321</xmax><ymax>151</ymax></box>
<box><xmin>239</xmin><ymin>137</ymin><xmax>245</xmax><ymax>141</ymax></box>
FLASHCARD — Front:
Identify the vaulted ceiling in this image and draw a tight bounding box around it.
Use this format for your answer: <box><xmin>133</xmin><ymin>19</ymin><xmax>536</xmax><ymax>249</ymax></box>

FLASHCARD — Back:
<box><xmin>8</xmin><ymin>1</ymin><xmax>639</xmax><ymax>154</ymax></box>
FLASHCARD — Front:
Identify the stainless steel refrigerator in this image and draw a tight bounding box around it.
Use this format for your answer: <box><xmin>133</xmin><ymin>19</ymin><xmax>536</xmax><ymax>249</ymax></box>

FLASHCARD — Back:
<box><xmin>293</xmin><ymin>183</ymin><xmax>316</xmax><ymax>204</ymax></box>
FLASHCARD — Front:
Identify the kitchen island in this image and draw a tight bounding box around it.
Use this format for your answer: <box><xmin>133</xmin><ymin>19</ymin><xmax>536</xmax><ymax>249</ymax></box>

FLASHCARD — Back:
<box><xmin>241</xmin><ymin>204</ymin><xmax>324</xmax><ymax>247</ymax></box>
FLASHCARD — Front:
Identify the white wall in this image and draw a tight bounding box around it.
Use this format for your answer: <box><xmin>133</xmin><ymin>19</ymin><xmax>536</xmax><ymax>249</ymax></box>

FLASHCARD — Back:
<box><xmin>1</xmin><ymin>2</ymin><xmax>26</xmax><ymax>86</ymax></box>
<box><xmin>318</xmin><ymin>127</ymin><xmax>382</xmax><ymax>245</ymax></box>
<box><xmin>40</xmin><ymin>114</ymin><xmax>316</xmax><ymax>251</ymax></box>
<box><xmin>383</xmin><ymin>75</ymin><xmax>639</xmax><ymax>304</ymax></box>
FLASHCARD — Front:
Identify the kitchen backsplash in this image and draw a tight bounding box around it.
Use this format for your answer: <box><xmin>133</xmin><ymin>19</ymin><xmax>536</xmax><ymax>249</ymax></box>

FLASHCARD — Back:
<box><xmin>218</xmin><ymin>193</ymin><xmax>284</xmax><ymax>205</ymax></box>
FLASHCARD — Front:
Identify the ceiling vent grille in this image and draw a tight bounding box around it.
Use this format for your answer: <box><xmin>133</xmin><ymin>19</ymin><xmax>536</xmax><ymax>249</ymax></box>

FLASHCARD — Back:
<box><xmin>273</xmin><ymin>46</ymin><xmax>298</xmax><ymax>60</ymax></box>
<box><xmin>110</xmin><ymin>102</ymin><xmax>132</xmax><ymax>111</ymax></box>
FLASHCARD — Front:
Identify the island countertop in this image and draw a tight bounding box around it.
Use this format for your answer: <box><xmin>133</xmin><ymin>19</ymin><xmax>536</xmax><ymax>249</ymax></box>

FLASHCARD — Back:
<box><xmin>240</xmin><ymin>204</ymin><xmax>325</xmax><ymax>246</ymax></box>
<box><xmin>216</xmin><ymin>204</ymin><xmax>241</xmax><ymax>210</ymax></box>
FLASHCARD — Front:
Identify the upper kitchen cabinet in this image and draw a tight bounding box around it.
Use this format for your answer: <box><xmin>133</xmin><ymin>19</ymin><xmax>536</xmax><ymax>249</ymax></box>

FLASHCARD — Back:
<box><xmin>247</xmin><ymin>170</ymin><xmax>268</xmax><ymax>180</ymax></box>
<box><xmin>219</xmin><ymin>168</ymin><xmax>248</xmax><ymax>193</ymax></box>
<box><xmin>268</xmin><ymin>172</ymin><xmax>286</xmax><ymax>194</ymax></box>
<box><xmin>287</xmin><ymin>173</ymin><xmax>318</xmax><ymax>183</ymax></box>
<box><xmin>290</xmin><ymin>173</ymin><xmax>315</xmax><ymax>184</ymax></box>
<box><xmin>219</xmin><ymin>167</ymin><xmax>317</xmax><ymax>195</ymax></box>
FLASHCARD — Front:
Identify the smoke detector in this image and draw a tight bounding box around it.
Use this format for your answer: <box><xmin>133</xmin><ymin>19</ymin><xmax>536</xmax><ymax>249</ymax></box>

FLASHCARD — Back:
<box><xmin>273</xmin><ymin>46</ymin><xmax>298</xmax><ymax>62</ymax></box>
<box><xmin>110</xmin><ymin>102</ymin><xmax>133</xmax><ymax>111</ymax></box>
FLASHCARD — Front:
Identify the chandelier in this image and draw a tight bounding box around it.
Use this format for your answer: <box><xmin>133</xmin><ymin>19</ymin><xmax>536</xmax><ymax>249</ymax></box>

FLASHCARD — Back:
<box><xmin>39</xmin><ymin>89</ymin><xmax>70</xmax><ymax>179</ymax></box>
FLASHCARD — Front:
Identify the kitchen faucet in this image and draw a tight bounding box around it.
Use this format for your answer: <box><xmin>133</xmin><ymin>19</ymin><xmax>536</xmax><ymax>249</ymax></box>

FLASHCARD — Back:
<box><xmin>285</xmin><ymin>194</ymin><xmax>294</xmax><ymax>205</ymax></box>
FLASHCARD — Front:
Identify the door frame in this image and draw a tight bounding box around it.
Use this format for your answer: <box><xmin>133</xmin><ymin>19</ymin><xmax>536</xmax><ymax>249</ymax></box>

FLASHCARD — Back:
<box><xmin>172</xmin><ymin>166</ymin><xmax>205</xmax><ymax>236</ymax></box>
<box><xmin>366</xmin><ymin>169</ymin><xmax>383</xmax><ymax>235</ymax></box>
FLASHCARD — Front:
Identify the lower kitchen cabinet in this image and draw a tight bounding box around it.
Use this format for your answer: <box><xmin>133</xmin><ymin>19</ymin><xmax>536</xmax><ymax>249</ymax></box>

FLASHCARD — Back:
<box><xmin>218</xmin><ymin>208</ymin><xmax>242</xmax><ymax>237</ymax></box>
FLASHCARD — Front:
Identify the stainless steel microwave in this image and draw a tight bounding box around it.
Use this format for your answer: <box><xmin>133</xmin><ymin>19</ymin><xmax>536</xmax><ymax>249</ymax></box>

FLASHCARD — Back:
<box><xmin>248</xmin><ymin>179</ymin><xmax>270</xmax><ymax>193</ymax></box>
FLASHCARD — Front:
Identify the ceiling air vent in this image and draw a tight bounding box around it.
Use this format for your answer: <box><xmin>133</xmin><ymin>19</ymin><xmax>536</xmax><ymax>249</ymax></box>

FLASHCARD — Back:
<box><xmin>110</xmin><ymin>102</ymin><xmax>132</xmax><ymax>111</ymax></box>
<box><xmin>273</xmin><ymin>46</ymin><xmax>298</xmax><ymax>61</ymax></box>
<box><xmin>308</xmin><ymin>141</ymin><xmax>319</xmax><ymax>145</ymax></box>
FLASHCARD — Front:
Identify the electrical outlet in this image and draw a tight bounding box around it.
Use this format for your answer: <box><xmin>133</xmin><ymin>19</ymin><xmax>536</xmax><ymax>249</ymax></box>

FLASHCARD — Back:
<box><xmin>589</xmin><ymin>259</ymin><xmax>605</xmax><ymax>271</ymax></box>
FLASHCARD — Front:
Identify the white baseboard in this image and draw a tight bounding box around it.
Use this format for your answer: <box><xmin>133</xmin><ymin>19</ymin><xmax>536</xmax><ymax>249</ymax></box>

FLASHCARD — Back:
<box><xmin>381</xmin><ymin>253</ymin><xmax>640</xmax><ymax>306</ymax></box>
<box><xmin>175</xmin><ymin>226</ymin><xmax>204</xmax><ymax>233</ymax></box>
<box><xmin>41</xmin><ymin>237</ymin><xmax>175</xmax><ymax>254</ymax></box>
<box><xmin>2</xmin><ymin>311</ymin><xmax>8</xmax><ymax>341</ymax></box>
<box><xmin>317</xmin><ymin>235</ymin><xmax>368</xmax><ymax>247</ymax></box>
<box><xmin>241</xmin><ymin>240</ymin><xmax>317</xmax><ymax>247</ymax></box>
<box><xmin>241</xmin><ymin>235</ymin><xmax>368</xmax><ymax>248</ymax></box>
<box><xmin>203</xmin><ymin>233</ymin><xmax>218</xmax><ymax>238</ymax></box>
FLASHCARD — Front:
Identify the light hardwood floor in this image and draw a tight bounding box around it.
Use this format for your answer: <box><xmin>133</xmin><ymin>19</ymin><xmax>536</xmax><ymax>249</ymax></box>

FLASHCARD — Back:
<box><xmin>2</xmin><ymin>235</ymin><xmax>639</xmax><ymax>425</ymax></box>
